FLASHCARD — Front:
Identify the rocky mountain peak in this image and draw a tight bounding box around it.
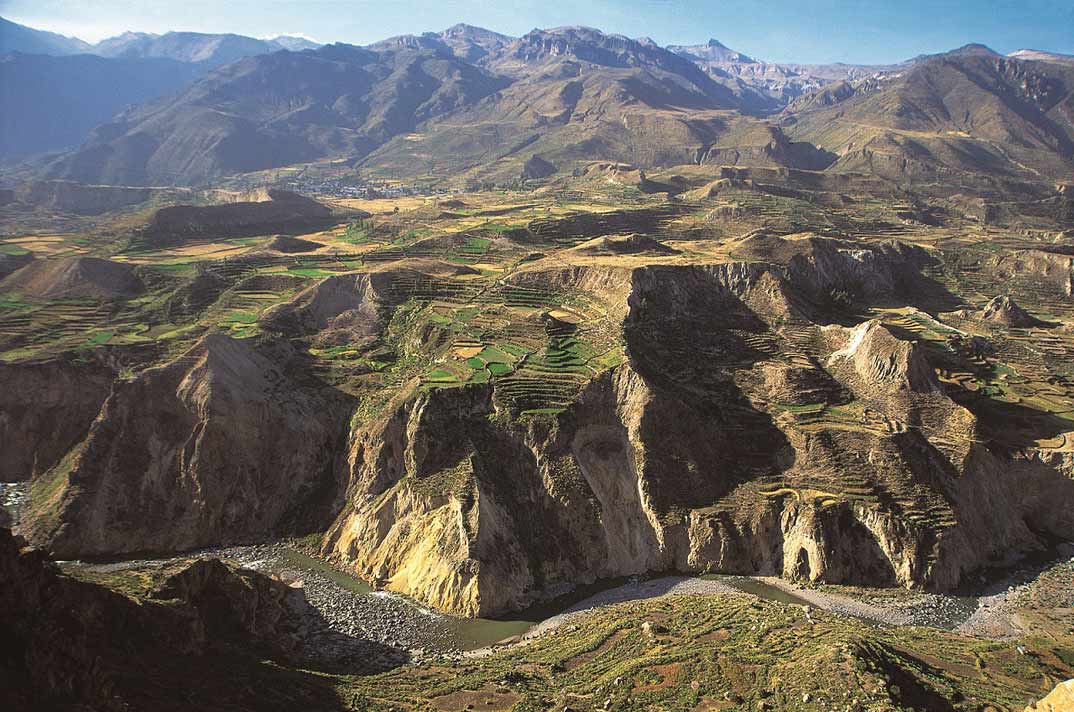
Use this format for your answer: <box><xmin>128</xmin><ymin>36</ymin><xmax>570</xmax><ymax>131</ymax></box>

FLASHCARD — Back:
<box><xmin>827</xmin><ymin>319</ymin><xmax>940</xmax><ymax>394</ymax></box>
<box><xmin>980</xmin><ymin>294</ymin><xmax>1040</xmax><ymax>327</ymax></box>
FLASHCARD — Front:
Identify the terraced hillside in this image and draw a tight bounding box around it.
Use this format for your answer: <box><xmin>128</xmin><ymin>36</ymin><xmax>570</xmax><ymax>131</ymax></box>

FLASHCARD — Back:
<box><xmin>1</xmin><ymin>171</ymin><xmax>1070</xmax><ymax>626</ymax></box>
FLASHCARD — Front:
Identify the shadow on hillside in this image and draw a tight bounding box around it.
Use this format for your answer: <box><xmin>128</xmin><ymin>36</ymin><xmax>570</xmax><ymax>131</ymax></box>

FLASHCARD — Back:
<box><xmin>623</xmin><ymin>267</ymin><xmax>795</xmax><ymax>507</ymax></box>
<box><xmin>947</xmin><ymin>386</ymin><xmax>1074</xmax><ymax>451</ymax></box>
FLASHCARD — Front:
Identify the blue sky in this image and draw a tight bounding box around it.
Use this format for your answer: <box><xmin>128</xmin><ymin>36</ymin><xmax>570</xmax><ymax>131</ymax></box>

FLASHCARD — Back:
<box><xmin>2</xmin><ymin>0</ymin><xmax>1072</xmax><ymax>64</ymax></box>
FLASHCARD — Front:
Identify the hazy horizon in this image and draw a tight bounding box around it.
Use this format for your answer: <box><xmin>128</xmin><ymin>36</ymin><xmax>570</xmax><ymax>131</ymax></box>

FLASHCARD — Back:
<box><xmin>3</xmin><ymin>0</ymin><xmax>1073</xmax><ymax>65</ymax></box>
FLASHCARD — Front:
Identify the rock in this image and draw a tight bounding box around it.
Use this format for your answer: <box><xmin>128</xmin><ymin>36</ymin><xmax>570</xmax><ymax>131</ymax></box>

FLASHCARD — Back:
<box><xmin>25</xmin><ymin>333</ymin><xmax>355</xmax><ymax>557</ymax></box>
<box><xmin>0</xmin><ymin>355</ymin><xmax>115</xmax><ymax>481</ymax></box>
<box><xmin>991</xmin><ymin>248</ymin><xmax>1074</xmax><ymax>299</ymax></box>
<box><xmin>0</xmin><ymin>528</ymin><xmax>344</xmax><ymax>710</ymax></box>
<box><xmin>980</xmin><ymin>295</ymin><xmax>1041</xmax><ymax>327</ymax></box>
<box><xmin>521</xmin><ymin>155</ymin><xmax>557</xmax><ymax>181</ymax></box>
<box><xmin>826</xmin><ymin>319</ymin><xmax>939</xmax><ymax>395</ymax></box>
<box><xmin>1024</xmin><ymin>682</ymin><xmax>1074</xmax><ymax>712</ymax></box>
<box><xmin>1</xmin><ymin>256</ymin><xmax>144</xmax><ymax>301</ymax></box>
<box><xmin>315</xmin><ymin>260</ymin><xmax>1074</xmax><ymax>615</ymax></box>
<box><xmin>144</xmin><ymin>189</ymin><xmax>336</xmax><ymax>247</ymax></box>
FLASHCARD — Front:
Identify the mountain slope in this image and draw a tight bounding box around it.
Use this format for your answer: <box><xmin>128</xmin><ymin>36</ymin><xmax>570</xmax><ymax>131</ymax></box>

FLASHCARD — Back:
<box><xmin>669</xmin><ymin>38</ymin><xmax>756</xmax><ymax>64</ymax></box>
<box><xmin>361</xmin><ymin>27</ymin><xmax>823</xmax><ymax>183</ymax></box>
<box><xmin>0</xmin><ymin>16</ymin><xmax>92</xmax><ymax>55</ymax></box>
<box><xmin>46</xmin><ymin>27</ymin><xmax>811</xmax><ymax>187</ymax></box>
<box><xmin>437</xmin><ymin>23</ymin><xmax>513</xmax><ymax>62</ymax></box>
<box><xmin>782</xmin><ymin>53</ymin><xmax>1074</xmax><ymax>182</ymax></box>
<box><xmin>670</xmin><ymin>38</ymin><xmax>897</xmax><ymax>113</ymax></box>
<box><xmin>0</xmin><ymin>18</ymin><xmax>319</xmax><ymax>64</ymax></box>
<box><xmin>0</xmin><ymin>52</ymin><xmax>204</xmax><ymax>161</ymax></box>
<box><xmin>44</xmin><ymin>42</ymin><xmax>507</xmax><ymax>185</ymax></box>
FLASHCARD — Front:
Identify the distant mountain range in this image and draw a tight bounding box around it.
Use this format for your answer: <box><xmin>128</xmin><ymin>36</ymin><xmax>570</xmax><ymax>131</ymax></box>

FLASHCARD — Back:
<box><xmin>0</xmin><ymin>18</ymin><xmax>323</xmax><ymax>162</ymax></box>
<box><xmin>88</xmin><ymin>31</ymin><xmax>320</xmax><ymax>66</ymax></box>
<box><xmin>0</xmin><ymin>16</ymin><xmax>93</xmax><ymax>55</ymax></box>
<box><xmin>0</xmin><ymin>17</ymin><xmax>319</xmax><ymax>63</ymax></box>
<box><xmin>2</xmin><ymin>18</ymin><xmax>1072</xmax><ymax>188</ymax></box>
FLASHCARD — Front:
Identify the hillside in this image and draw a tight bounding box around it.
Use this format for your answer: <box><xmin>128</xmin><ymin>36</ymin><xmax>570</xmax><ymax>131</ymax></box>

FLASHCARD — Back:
<box><xmin>27</xmin><ymin>25</ymin><xmax>1074</xmax><ymax>190</ymax></box>
<box><xmin>0</xmin><ymin>52</ymin><xmax>204</xmax><ymax>161</ymax></box>
<box><xmin>5</xmin><ymin>126</ymin><xmax>1074</xmax><ymax>709</ymax></box>
<box><xmin>670</xmin><ymin>38</ymin><xmax>897</xmax><ymax>112</ymax></box>
<box><xmin>5</xmin><ymin>12</ymin><xmax>1074</xmax><ymax>710</ymax></box>
<box><xmin>43</xmin><ymin>42</ymin><xmax>507</xmax><ymax>186</ymax></box>
<box><xmin>361</xmin><ymin>27</ymin><xmax>780</xmax><ymax>183</ymax></box>
<box><xmin>782</xmin><ymin>53</ymin><xmax>1074</xmax><ymax>182</ymax></box>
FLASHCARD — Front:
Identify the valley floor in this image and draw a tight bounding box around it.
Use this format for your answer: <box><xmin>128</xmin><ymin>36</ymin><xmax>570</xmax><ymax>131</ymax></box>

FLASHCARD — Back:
<box><xmin>53</xmin><ymin>536</ymin><xmax>1074</xmax><ymax>708</ymax></box>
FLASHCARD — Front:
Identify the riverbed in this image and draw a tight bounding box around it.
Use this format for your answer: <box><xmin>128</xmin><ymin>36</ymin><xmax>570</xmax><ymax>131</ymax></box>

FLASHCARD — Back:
<box><xmin>57</xmin><ymin>540</ymin><xmax>1007</xmax><ymax>660</ymax></box>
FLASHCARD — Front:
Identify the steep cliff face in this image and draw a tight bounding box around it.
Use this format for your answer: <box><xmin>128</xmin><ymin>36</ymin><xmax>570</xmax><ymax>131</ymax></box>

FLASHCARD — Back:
<box><xmin>25</xmin><ymin>333</ymin><xmax>355</xmax><ymax>557</ymax></box>
<box><xmin>260</xmin><ymin>270</ymin><xmax>402</xmax><ymax>346</ymax></box>
<box><xmin>18</xmin><ymin>236</ymin><xmax>1074</xmax><ymax>617</ymax></box>
<box><xmin>321</xmin><ymin>250</ymin><xmax>1074</xmax><ymax>615</ymax></box>
<box><xmin>0</xmin><ymin>356</ymin><xmax>115</xmax><ymax>481</ymax></box>
<box><xmin>826</xmin><ymin>319</ymin><xmax>940</xmax><ymax>396</ymax></box>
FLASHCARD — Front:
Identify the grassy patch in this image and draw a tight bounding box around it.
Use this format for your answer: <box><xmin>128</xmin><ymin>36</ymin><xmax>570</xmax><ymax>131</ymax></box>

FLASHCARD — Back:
<box><xmin>0</xmin><ymin>242</ymin><xmax>31</xmax><ymax>256</ymax></box>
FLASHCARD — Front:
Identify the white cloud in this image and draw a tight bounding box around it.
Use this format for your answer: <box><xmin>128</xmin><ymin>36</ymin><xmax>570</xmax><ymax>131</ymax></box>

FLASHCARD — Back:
<box><xmin>257</xmin><ymin>32</ymin><xmax>321</xmax><ymax>43</ymax></box>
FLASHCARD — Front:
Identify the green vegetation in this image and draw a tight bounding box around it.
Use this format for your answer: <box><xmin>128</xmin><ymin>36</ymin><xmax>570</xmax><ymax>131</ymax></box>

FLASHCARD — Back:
<box><xmin>341</xmin><ymin>219</ymin><xmax>375</xmax><ymax>245</ymax></box>
<box><xmin>342</xmin><ymin>595</ymin><xmax>1074</xmax><ymax>711</ymax></box>
<box><xmin>0</xmin><ymin>242</ymin><xmax>30</xmax><ymax>256</ymax></box>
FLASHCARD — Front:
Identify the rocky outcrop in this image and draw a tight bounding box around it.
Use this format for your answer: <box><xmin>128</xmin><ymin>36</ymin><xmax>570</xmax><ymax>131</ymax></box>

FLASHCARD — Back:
<box><xmin>980</xmin><ymin>295</ymin><xmax>1041</xmax><ymax>326</ymax></box>
<box><xmin>0</xmin><ymin>356</ymin><xmax>115</xmax><ymax>481</ymax></box>
<box><xmin>143</xmin><ymin>189</ymin><xmax>336</xmax><ymax>246</ymax></box>
<box><xmin>1</xmin><ymin>256</ymin><xmax>144</xmax><ymax>301</ymax></box>
<box><xmin>147</xmin><ymin>557</ymin><xmax>302</xmax><ymax>650</ymax></box>
<box><xmin>260</xmin><ymin>270</ymin><xmax>403</xmax><ymax>346</ymax></box>
<box><xmin>25</xmin><ymin>333</ymin><xmax>355</xmax><ymax>557</ymax></box>
<box><xmin>521</xmin><ymin>154</ymin><xmax>557</xmax><ymax>180</ymax></box>
<box><xmin>726</xmin><ymin>232</ymin><xmax>941</xmax><ymax>316</ymax></box>
<box><xmin>1027</xmin><ymin>679</ymin><xmax>1074</xmax><ymax>712</ymax></box>
<box><xmin>0</xmin><ymin>528</ymin><xmax>342</xmax><ymax>712</ymax></box>
<box><xmin>826</xmin><ymin>320</ymin><xmax>940</xmax><ymax>395</ymax></box>
<box><xmin>16</xmin><ymin>241</ymin><xmax>1074</xmax><ymax>619</ymax></box>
